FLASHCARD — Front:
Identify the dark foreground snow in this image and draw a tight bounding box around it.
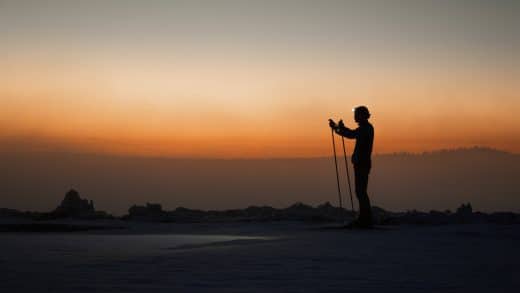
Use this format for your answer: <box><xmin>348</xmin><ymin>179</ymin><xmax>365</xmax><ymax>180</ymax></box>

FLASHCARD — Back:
<box><xmin>1</xmin><ymin>222</ymin><xmax>518</xmax><ymax>292</ymax></box>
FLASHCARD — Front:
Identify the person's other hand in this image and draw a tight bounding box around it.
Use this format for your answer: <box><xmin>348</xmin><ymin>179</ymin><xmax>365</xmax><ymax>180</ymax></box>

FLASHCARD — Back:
<box><xmin>338</xmin><ymin>120</ymin><xmax>345</xmax><ymax>129</ymax></box>
<box><xmin>328</xmin><ymin>119</ymin><xmax>337</xmax><ymax>129</ymax></box>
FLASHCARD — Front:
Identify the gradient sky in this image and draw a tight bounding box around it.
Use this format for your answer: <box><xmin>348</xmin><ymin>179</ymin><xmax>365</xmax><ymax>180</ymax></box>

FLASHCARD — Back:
<box><xmin>1</xmin><ymin>0</ymin><xmax>519</xmax><ymax>158</ymax></box>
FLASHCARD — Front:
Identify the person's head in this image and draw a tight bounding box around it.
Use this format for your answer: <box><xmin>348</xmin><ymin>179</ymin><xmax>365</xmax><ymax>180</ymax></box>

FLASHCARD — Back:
<box><xmin>354</xmin><ymin>106</ymin><xmax>370</xmax><ymax>123</ymax></box>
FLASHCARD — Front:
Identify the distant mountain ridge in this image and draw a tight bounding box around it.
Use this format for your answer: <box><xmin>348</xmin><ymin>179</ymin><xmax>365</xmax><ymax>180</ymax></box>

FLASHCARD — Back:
<box><xmin>378</xmin><ymin>146</ymin><xmax>514</xmax><ymax>156</ymax></box>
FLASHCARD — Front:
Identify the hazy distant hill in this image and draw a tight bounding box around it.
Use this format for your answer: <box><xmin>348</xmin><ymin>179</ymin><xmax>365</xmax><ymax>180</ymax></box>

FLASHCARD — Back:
<box><xmin>0</xmin><ymin>147</ymin><xmax>518</xmax><ymax>215</ymax></box>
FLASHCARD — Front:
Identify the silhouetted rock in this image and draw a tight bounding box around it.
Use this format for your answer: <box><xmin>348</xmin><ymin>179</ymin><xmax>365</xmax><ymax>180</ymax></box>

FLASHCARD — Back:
<box><xmin>0</xmin><ymin>208</ymin><xmax>26</xmax><ymax>218</ymax></box>
<box><xmin>486</xmin><ymin>212</ymin><xmax>520</xmax><ymax>224</ymax></box>
<box><xmin>122</xmin><ymin>201</ymin><xmax>356</xmax><ymax>223</ymax></box>
<box><xmin>0</xmin><ymin>208</ymin><xmax>44</xmax><ymax>220</ymax></box>
<box><xmin>129</xmin><ymin>203</ymin><xmax>163</xmax><ymax>215</ymax></box>
<box><xmin>244</xmin><ymin>206</ymin><xmax>276</xmax><ymax>218</ymax></box>
<box><xmin>44</xmin><ymin>189</ymin><xmax>111</xmax><ymax>219</ymax></box>
<box><xmin>283</xmin><ymin>202</ymin><xmax>316</xmax><ymax>220</ymax></box>
<box><xmin>127</xmin><ymin>203</ymin><xmax>168</xmax><ymax>221</ymax></box>
<box><xmin>456</xmin><ymin>203</ymin><xmax>472</xmax><ymax>215</ymax></box>
<box><xmin>2</xmin><ymin>197</ymin><xmax>520</xmax><ymax>226</ymax></box>
<box><xmin>453</xmin><ymin>202</ymin><xmax>473</xmax><ymax>223</ymax></box>
<box><xmin>316</xmin><ymin>202</ymin><xmax>338</xmax><ymax>214</ymax></box>
<box><xmin>0</xmin><ymin>223</ymin><xmax>119</xmax><ymax>233</ymax></box>
<box><xmin>53</xmin><ymin>189</ymin><xmax>94</xmax><ymax>216</ymax></box>
<box><xmin>378</xmin><ymin>202</ymin><xmax>520</xmax><ymax>226</ymax></box>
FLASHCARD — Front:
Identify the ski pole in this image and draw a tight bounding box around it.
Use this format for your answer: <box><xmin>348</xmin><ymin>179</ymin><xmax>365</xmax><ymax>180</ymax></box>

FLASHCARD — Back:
<box><xmin>330</xmin><ymin>126</ymin><xmax>343</xmax><ymax>210</ymax></box>
<box><xmin>341</xmin><ymin>136</ymin><xmax>355</xmax><ymax>215</ymax></box>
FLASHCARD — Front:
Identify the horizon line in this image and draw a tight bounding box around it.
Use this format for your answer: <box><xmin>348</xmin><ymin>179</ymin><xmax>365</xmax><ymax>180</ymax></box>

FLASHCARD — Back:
<box><xmin>0</xmin><ymin>145</ymin><xmax>516</xmax><ymax>160</ymax></box>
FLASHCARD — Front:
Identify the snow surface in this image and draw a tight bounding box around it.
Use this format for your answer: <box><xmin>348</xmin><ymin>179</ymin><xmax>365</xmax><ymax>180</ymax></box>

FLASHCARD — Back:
<box><xmin>1</xmin><ymin>222</ymin><xmax>518</xmax><ymax>292</ymax></box>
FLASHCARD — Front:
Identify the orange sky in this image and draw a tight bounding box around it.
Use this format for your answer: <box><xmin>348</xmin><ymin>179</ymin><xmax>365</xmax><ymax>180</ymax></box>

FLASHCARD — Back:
<box><xmin>1</xmin><ymin>1</ymin><xmax>519</xmax><ymax>158</ymax></box>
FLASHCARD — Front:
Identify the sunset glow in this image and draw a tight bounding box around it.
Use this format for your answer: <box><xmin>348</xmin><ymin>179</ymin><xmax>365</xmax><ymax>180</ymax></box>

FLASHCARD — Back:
<box><xmin>2</xmin><ymin>0</ymin><xmax>519</xmax><ymax>158</ymax></box>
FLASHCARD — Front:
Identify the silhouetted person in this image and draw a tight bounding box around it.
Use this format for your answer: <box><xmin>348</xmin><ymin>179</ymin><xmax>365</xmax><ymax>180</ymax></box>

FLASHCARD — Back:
<box><xmin>329</xmin><ymin>106</ymin><xmax>374</xmax><ymax>228</ymax></box>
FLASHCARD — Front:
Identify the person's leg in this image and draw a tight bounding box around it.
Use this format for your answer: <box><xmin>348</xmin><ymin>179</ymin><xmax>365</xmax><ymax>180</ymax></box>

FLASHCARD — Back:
<box><xmin>354</xmin><ymin>164</ymin><xmax>372</xmax><ymax>227</ymax></box>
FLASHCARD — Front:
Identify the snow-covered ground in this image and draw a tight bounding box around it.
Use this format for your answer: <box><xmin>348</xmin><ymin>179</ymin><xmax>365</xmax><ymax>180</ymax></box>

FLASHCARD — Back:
<box><xmin>1</xmin><ymin>222</ymin><xmax>518</xmax><ymax>292</ymax></box>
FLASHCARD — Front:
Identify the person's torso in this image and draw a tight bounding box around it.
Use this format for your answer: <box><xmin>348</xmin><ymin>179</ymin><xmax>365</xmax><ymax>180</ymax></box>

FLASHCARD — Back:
<box><xmin>352</xmin><ymin>122</ymin><xmax>374</xmax><ymax>166</ymax></box>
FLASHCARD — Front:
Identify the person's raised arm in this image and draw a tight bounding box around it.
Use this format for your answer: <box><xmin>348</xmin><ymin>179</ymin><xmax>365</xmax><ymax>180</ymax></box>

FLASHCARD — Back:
<box><xmin>335</xmin><ymin>120</ymin><xmax>357</xmax><ymax>139</ymax></box>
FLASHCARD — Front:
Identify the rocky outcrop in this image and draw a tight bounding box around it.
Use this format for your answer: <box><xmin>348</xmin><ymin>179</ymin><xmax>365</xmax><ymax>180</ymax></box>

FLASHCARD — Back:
<box><xmin>53</xmin><ymin>189</ymin><xmax>94</xmax><ymax>217</ymax></box>
<box><xmin>122</xmin><ymin>201</ymin><xmax>354</xmax><ymax>223</ymax></box>
<box><xmin>127</xmin><ymin>203</ymin><xmax>168</xmax><ymax>221</ymax></box>
<box><xmin>47</xmin><ymin>189</ymin><xmax>110</xmax><ymax>219</ymax></box>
